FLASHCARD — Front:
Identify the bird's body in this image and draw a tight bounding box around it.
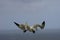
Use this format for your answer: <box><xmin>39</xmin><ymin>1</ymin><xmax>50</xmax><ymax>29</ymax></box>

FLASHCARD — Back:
<box><xmin>14</xmin><ymin>21</ymin><xmax>45</xmax><ymax>33</ymax></box>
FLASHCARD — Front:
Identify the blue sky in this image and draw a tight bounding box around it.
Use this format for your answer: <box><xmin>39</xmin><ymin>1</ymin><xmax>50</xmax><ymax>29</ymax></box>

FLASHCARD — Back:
<box><xmin>0</xmin><ymin>0</ymin><xmax>60</xmax><ymax>30</ymax></box>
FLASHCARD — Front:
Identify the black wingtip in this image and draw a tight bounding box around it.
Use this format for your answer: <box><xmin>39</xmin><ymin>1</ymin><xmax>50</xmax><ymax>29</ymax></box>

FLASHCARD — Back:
<box><xmin>42</xmin><ymin>21</ymin><xmax>45</xmax><ymax>25</ymax></box>
<box><xmin>40</xmin><ymin>21</ymin><xmax>45</xmax><ymax>29</ymax></box>
<box><xmin>14</xmin><ymin>22</ymin><xmax>19</xmax><ymax>26</ymax></box>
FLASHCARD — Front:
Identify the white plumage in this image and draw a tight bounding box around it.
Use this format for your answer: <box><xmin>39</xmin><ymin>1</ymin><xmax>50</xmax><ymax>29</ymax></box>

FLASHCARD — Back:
<box><xmin>14</xmin><ymin>21</ymin><xmax>45</xmax><ymax>33</ymax></box>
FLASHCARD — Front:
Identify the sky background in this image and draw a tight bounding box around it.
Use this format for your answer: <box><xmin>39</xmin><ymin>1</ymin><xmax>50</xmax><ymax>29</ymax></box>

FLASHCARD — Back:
<box><xmin>0</xmin><ymin>0</ymin><xmax>60</xmax><ymax>31</ymax></box>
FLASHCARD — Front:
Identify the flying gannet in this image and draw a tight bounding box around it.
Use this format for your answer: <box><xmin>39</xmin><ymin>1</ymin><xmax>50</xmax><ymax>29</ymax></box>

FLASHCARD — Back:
<box><xmin>14</xmin><ymin>21</ymin><xmax>45</xmax><ymax>33</ymax></box>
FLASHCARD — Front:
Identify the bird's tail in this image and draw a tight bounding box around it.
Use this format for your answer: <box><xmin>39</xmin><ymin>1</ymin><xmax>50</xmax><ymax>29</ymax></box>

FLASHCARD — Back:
<box><xmin>14</xmin><ymin>22</ymin><xmax>20</xmax><ymax>27</ymax></box>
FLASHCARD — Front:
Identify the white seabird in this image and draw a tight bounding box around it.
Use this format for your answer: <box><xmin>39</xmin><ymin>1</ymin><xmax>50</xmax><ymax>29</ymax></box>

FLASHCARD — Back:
<box><xmin>14</xmin><ymin>21</ymin><xmax>45</xmax><ymax>33</ymax></box>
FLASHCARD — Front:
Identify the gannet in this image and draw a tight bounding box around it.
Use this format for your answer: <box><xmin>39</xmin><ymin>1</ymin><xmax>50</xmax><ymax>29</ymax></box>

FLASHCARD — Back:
<box><xmin>14</xmin><ymin>21</ymin><xmax>45</xmax><ymax>33</ymax></box>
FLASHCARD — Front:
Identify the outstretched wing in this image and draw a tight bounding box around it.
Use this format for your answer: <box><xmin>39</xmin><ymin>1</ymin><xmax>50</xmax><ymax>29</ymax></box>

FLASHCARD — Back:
<box><xmin>33</xmin><ymin>21</ymin><xmax>45</xmax><ymax>30</ymax></box>
<box><xmin>33</xmin><ymin>24</ymin><xmax>41</xmax><ymax>30</ymax></box>
<box><xmin>14</xmin><ymin>22</ymin><xmax>26</xmax><ymax>31</ymax></box>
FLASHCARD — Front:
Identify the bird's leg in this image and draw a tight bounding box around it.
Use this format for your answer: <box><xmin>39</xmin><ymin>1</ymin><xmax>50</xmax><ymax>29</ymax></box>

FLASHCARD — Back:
<box><xmin>32</xmin><ymin>30</ymin><xmax>35</xmax><ymax>33</ymax></box>
<box><xmin>23</xmin><ymin>30</ymin><xmax>27</xmax><ymax>33</ymax></box>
